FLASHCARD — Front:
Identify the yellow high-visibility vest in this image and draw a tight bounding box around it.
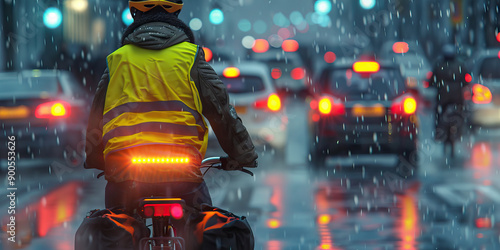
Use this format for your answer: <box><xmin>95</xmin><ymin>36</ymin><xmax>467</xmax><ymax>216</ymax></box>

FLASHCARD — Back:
<box><xmin>102</xmin><ymin>42</ymin><xmax>208</xmax><ymax>182</ymax></box>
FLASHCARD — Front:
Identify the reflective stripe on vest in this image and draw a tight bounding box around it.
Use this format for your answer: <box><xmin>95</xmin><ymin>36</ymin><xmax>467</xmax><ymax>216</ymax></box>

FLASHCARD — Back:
<box><xmin>103</xmin><ymin>42</ymin><xmax>207</xmax><ymax>159</ymax></box>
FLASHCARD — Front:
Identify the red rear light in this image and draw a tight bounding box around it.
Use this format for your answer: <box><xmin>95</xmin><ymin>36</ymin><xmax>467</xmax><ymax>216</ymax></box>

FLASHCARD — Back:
<box><xmin>282</xmin><ymin>39</ymin><xmax>299</xmax><ymax>52</ymax></box>
<box><xmin>271</xmin><ymin>68</ymin><xmax>282</xmax><ymax>79</ymax></box>
<box><xmin>252</xmin><ymin>39</ymin><xmax>269</xmax><ymax>53</ymax></box>
<box><xmin>143</xmin><ymin>203</ymin><xmax>184</xmax><ymax>219</ymax></box>
<box><xmin>254</xmin><ymin>94</ymin><xmax>281</xmax><ymax>112</ymax></box>
<box><xmin>324</xmin><ymin>51</ymin><xmax>336</xmax><ymax>64</ymax></box>
<box><xmin>391</xmin><ymin>95</ymin><xmax>417</xmax><ymax>115</ymax></box>
<box><xmin>472</xmin><ymin>84</ymin><xmax>492</xmax><ymax>104</ymax></box>
<box><xmin>497</xmin><ymin>33</ymin><xmax>500</xmax><ymax>43</ymax></box>
<box><xmin>475</xmin><ymin>217</ymin><xmax>492</xmax><ymax>228</ymax></box>
<box><xmin>316</xmin><ymin>96</ymin><xmax>345</xmax><ymax>116</ymax></box>
<box><xmin>392</xmin><ymin>42</ymin><xmax>409</xmax><ymax>54</ymax></box>
<box><xmin>465</xmin><ymin>73</ymin><xmax>472</xmax><ymax>83</ymax></box>
<box><xmin>132</xmin><ymin>157</ymin><xmax>190</xmax><ymax>164</ymax></box>
<box><xmin>35</xmin><ymin>101</ymin><xmax>71</xmax><ymax>118</ymax></box>
<box><xmin>291</xmin><ymin>67</ymin><xmax>306</xmax><ymax>80</ymax></box>
<box><xmin>353</xmin><ymin>62</ymin><xmax>380</xmax><ymax>73</ymax></box>
<box><xmin>223</xmin><ymin>67</ymin><xmax>240</xmax><ymax>78</ymax></box>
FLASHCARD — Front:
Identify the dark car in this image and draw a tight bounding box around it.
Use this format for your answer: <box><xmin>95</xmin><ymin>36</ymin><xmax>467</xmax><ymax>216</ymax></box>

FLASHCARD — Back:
<box><xmin>308</xmin><ymin>59</ymin><xmax>419</xmax><ymax>169</ymax></box>
<box><xmin>0</xmin><ymin>70</ymin><xmax>89</xmax><ymax>171</ymax></box>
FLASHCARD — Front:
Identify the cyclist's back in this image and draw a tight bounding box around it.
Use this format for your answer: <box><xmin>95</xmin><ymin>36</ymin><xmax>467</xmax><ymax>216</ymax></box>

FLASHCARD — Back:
<box><xmin>84</xmin><ymin>0</ymin><xmax>258</xmax><ymax>210</ymax></box>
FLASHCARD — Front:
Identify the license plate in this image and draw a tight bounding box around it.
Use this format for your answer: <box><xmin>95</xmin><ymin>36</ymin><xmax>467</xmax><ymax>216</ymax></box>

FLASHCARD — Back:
<box><xmin>0</xmin><ymin>106</ymin><xmax>30</xmax><ymax>119</ymax></box>
<box><xmin>234</xmin><ymin>106</ymin><xmax>247</xmax><ymax>115</ymax></box>
<box><xmin>352</xmin><ymin>105</ymin><xmax>386</xmax><ymax>117</ymax></box>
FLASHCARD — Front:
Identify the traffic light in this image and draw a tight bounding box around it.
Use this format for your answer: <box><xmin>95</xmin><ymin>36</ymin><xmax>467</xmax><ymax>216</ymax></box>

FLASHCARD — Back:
<box><xmin>43</xmin><ymin>7</ymin><xmax>62</xmax><ymax>29</ymax></box>
<box><xmin>359</xmin><ymin>0</ymin><xmax>376</xmax><ymax>10</ymax></box>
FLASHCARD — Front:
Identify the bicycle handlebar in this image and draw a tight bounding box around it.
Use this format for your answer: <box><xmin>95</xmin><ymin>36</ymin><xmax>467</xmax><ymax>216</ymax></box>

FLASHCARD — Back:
<box><xmin>201</xmin><ymin>157</ymin><xmax>255</xmax><ymax>176</ymax></box>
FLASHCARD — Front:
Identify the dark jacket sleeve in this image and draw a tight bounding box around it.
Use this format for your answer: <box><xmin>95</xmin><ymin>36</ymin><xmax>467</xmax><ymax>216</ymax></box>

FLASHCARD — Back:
<box><xmin>84</xmin><ymin>68</ymin><xmax>109</xmax><ymax>170</ymax></box>
<box><xmin>191</xmin><ymin>48</ymin><xmax>258</xmax><ymax>165</ymax></box>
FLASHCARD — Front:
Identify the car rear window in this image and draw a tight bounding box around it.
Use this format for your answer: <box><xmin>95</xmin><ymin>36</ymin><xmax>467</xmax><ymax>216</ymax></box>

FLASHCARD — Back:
<box><xmin>221</xmin><ymin>75</ymin><xmax>265</xmax><ymax>94</ymax></box>
<box><xmin>326</xmin><ymin>68</ymin><xmax>405</xmax><ymax>101</ymax></box>
<box><xmin>0</xmin><ymin>75</ymin><xmax>60</xmax><ymax>97</ymax></box>
<box><xmin>479</xmin><ymin>58</ymin><xmax>500</xmax><ymax>80</ymax></box>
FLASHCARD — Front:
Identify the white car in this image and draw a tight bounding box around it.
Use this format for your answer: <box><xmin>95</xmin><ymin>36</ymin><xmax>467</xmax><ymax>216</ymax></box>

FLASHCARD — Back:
<box><xmin>207</xmin><ymin>61</ymin><xmax>288</xmax><ymax>157</ymax></box>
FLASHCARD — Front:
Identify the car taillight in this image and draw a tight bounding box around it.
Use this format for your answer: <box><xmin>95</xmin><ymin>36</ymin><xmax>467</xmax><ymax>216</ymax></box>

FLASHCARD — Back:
<box><xmin>314</xmin><ymin>96</ymin><xmax>345</xmax><ymax>116</ymax></box>
<box><xmin>353</xmin><ymin>61</ymin><xmax>380</xmax><ymax>73</ymax></box>
<box><xmin>254</xmin><ymin>94</ymin><xmax>281</xmax><ymax>112</ymax></box>
<box><xmin>132</xmin><ymin>157</ymin><xmax>190</xmax><ymax>164</ymax></box>
<box><xmin>391</xmin><ymin>95</ymin><xmax>417</xmax><ymax>115</ymax></box>
<box><xmin>291</xmin><ymin>67</ymin><xmax>306</xmax><ymax>80</ymax></box>
<box><xmin>472</xmin><ymin>84</ymin><xmax>492</xmax><ymax>104</ymax></box>
<box><xmin>142</xmin><ymin>201</ymin><xmax>184</xmax><ymax>219</ymax></box>
<box><xmin>475</xmin><ymin>217</ymin><xmax>492</xmax><ymax>228</ymax></box>
<box><xmin>35</xmin><ymin>101</ymin><xmax>71</xmax><ymax>118</ymax></box>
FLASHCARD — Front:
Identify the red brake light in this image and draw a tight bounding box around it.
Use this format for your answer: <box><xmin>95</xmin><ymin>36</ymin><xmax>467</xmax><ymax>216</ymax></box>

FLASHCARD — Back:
<box><xmin>317</xmin><ymin>96</ymin><xmax>345</xmax><ymax>116</ymax></box>
<box><xmin>282</xmin><ymin>39</ymin><xmax>299</xmax><ymax>52</ymax></box>
<box><xmin>223</xmin><ymin>67</ymin><xmax>240</xmax><ymax>78</ymax></box>
<box><xmin>324</xmin><ymin>51</ymin><xmax>336</xmax><ymax>64</ymax></box>
<box><xmin>465</xmin><ymin>73</ymin><xmax>472</xmax><ymax>83</ymax></box>
<box><xmin>496</xmin><ymin>33</ymin><xmax>500</xmax><ymax>43</ymax></box>
<box><xmin>143</xmin><ymin>203</ymin><xmax>184</xmax><ymax>219</ymax></box>
<box><xmin>132</xmin><ymin>157</ymin><xmax>190</xmax><ymax>164</ymax></box>
<box><xmin>476</xmin><ymin>218</ymin><xmax>492</xmax><ymax>228</ymax></box>
<box><xmin>252</xmin><ymin>39</ymin><xmax>269</xmax><ymax>53</ymax></box>
<box><xmin>203</xmin><ymin>47</ymin><xmax>213</xmax><ymax>62</ymax></box>
<box><xmin>35</xmin><ymin>101</ymin><xmax>70</xmax><ymax>118</ymax></box>
<box><xmin>391</xmin><ymin>95</ymin><xmax>417</xmax><ymax>115</ymax></box>
<box><xmin>271</xmin><ymin>68</ymin><xmax>282</xmax><ymax>79</ymax></box>
<box><xmin>254</xmin><ymin>94</ymin><xmax>281</xmax><ymax>112</ymax></box>
<box><xmin>392</xmin><ymin>42</ymin><xmax>409</xmax><ymax>54</ymax></box>
<box><xmin>291</xmin><ymin>67</ymin><xmax>305</xmax><ymax>80</ymax></box>
<box><xmin>472</xmin><ymin>84</ymin><xmax>492</xmax><ymax>104</ymax></box>
<box><xmin>353</xmin><ymin>62</ymin><xmax>380</xmax><ymax>73</ymax></box>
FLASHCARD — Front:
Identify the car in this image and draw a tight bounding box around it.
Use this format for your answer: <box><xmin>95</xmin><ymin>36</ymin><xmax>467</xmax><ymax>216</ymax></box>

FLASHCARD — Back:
<box><xmin>308</xmin><ymin>59</ymin><xmax>419</xmax><ymax>169</ymax></box>
<box><xmin>207</xmin><ymin>62</ymin><xmax>288</xmax><ymax>159</ymax></box>
<box><xmin>378</xmin><ymin>41</ymin><xmax>433</xmax><ymax>102</ymax></box>
<box><xmin>247</xmin><ymin>48</ymin><xmax>309</xmax><ymax>96</ymax></box>
<box><xmin>0</xmin><ymin>70</ymin><xmax>89</xmax><ymax>171</ymax></box>
<box><xmin>464</xmin><ymin>48</ymin><xmax>500</xmax><ymax>128</ymax></box>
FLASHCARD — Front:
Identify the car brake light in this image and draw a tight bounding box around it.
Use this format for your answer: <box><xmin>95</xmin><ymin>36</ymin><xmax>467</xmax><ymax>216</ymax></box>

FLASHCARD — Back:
<box><xmin>271</xmin><ymin>68</ymin><xmax>282</xmax><ymax>79</ymax></box>
<box><xmin>472</xmin><ymin>84</ymin><xmax>492</xmax><ymax>104</ymax></box>
<box><xmin>35</xmin><ymin>101</ymin><xmax>70</xmax><ymax>118</ymax></box>
<box><xmin>254</xmin><ymin>94</ymin><xmax>281</xmax><ymax>112</ymax></box>
<box><xmin>143</xmin><ymin>202</ymin><xmax>184</xmax><ymax>219</ymax></box>
<box><xmin>465</xmin><ymin>73</ymin><xmax>472</xmax><ymax>83</ymax></box>
<box><xmin>392</xmin><ymin>42</ymin><xmax>409</xmax><ymax>54</ymax></box>
<box><xmin>391</xmin><ymin>95</ymin><xmax>417</xmax><ymax>115</ymax></box>
<box><xmin>475</xmin><ymin>217</ymin><xmax>492</xmax><ymax>228</ymax></box>
<box><xmin>132</xmin><ymin>157</ymin><xmax>190</xmax><ymax>164</ymax></box>
<box><xmin>282</xmin><ymin>39</ymin><xmax>299</xmax><ymax>52</ymax></box>
<box><xmin>223</xmin><ymin>67</ymin><xmax>240</xmax><ymax>78</ymax></box>
<box><xmin>291</xmin><ymin>67</ymin><xmax>305</xmax><ymax>80</ymax></box>
<box><xmin>353</xmin><ymin>61</ymin><xmax>380</xmax><ymax>73</ymax></box>
<box><xmin>317</xmin><ymin>96</ymin><xmax>345</xmax><ymax>115</ymax></box>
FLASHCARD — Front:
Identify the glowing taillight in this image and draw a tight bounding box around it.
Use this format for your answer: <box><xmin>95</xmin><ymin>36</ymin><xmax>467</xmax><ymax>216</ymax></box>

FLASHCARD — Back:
<box><xmin>254</xmin><ymin>94</ymin><xmax>281</xmax><ymax>112</ymax></box>
<box><xmin>353</xmin><ymin>61</ymin><xmax>380</xmax><ymax>73</ymax></box>
<box><xmin>472</xmin><ymin>84</ymin><xmax>492</xmax><ymax>104</ymax></box>
<box><xmin>392</xmin><ymin>42</ymin><xmax>409</xmax><ymax>54</ymax></box>
<box><xmin>291</xmin><ymin>67</ymin><xmax>306</xmax><ymax>80</ymax></box>
<box><xmin>223</xmin><ymin>67</ymin><xmax>240</xmax><ymax>78</ymax></box>
<box><xmin>317</xmin><ymin>96</ymin><xmax>345</xmax><ymax>115</ymax></box>
<box><xmin>132</xmin><ymin>157</ymin><xmax>190</xmax><ymax>164</ymax></box>
<box><xmin>465</xmin><ymin>73</ymin><xmax>472</xmax><ymax>83</ymax></box>
<box><xmin>282</xmin><ymin>39</ymin><xmax>299</xmax><ymax>52</ymax></box>
<box><xmin>271</xmin><ymin>68</ymin><xmax>282</xmax><ymax>79</ymax></box>
<box><xmin>403</xmin><ymin>97</ymin><xmax>417</xmax><ymax>114</ymax></box>
<box><xmin>252</xmin><ymin>39</ymin><xmax>269</xmax><ymax>53</ymax></box>
<box><xmin>143</xmin><ymin>203</ymin><xmax>184</xmax><ymax>219</ymax></box>
<box><xmin>35</xmin><ymin>101</ymin><xmax>70</xmax><ymax>118</ymax></box>
<box><xmin>392</xmin><ymin>95</ymin><xmax>417</xmax><ymax>115</ymax></box>
<box><xmin>475</xmin><ymin>218</ymin><xmax>492</xmax><ymax>228</ymax></box>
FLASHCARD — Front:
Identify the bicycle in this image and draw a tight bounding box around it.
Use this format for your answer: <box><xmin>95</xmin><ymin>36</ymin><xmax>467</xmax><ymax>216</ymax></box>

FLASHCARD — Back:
<box><xmin>134</xmin><ymin>157</ymin><xmax>255</xmax><ymax>250</ymax></box>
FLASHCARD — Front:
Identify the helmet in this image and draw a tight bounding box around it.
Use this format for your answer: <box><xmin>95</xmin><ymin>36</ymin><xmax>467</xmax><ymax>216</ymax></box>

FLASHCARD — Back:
<box><xmin>129</xmin><ymin>0</ymin><xmax>183</xmax><ymax>15</ymax></box>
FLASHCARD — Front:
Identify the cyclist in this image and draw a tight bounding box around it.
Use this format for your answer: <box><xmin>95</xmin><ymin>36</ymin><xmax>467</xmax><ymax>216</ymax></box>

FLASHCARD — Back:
<box><xmin>430</xmin><ymin>44</ymin><xmax>470</xmax><ymax>142</ymax></box>
<box><xmin>84</xmin><ymin>0</ymin><xmax>258</xmax><ymax>211</ymax></box>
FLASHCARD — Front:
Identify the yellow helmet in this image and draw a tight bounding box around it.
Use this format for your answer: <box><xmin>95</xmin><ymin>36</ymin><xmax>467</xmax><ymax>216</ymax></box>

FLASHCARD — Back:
<box><xmin>129</xmin><ymin>0</ymin><xmax>183</xmax><ymax>14</ymax></box>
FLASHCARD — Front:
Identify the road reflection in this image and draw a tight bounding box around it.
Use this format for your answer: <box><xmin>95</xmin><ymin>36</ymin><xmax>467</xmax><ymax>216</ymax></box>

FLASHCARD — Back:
<box><xmin>1</xmin><ymin>181</ymin><xmax>83</xmax><ymax>249</ymax></box>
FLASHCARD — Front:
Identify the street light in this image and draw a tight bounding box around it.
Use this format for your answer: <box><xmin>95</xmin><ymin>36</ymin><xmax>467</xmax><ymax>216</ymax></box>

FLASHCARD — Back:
<box><xmin>314</xmin><ymin>0</ymin><xmax>332</xmax><ymax>15</ymax></box>
<box><xmin>209</xmin><ymin>8</ymin><xmax>224</xmax><ymax>25</ymax></box>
